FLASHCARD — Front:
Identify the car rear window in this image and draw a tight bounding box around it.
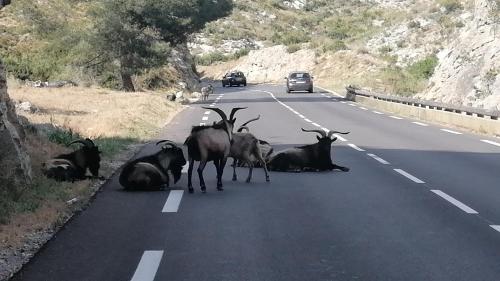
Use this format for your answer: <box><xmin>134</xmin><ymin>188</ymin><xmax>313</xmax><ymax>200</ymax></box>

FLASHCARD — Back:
<box><xmin>290</xmin><ymin>73</ymin><xmax>310</xmax><ymax>79</ymax></box>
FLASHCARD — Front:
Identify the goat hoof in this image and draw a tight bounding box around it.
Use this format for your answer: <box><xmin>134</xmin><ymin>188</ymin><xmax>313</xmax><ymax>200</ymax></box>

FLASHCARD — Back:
<box><xmin>342</xmin><ymin>167</ymin><xmax>350</xmax><ymax>172</ymax></box>
<box><xmin>232</xmin><ymin>177</ymin><xmax>237</xmax><ymax>181</ymax></box>
<box><xmin>266</xmin><ymin>178</ymin><xmax>270</xmax><ymax>182</ymax></box>
<box><xmin>188</xmin><ymin>188</ymin><xmax>194</xmax><ymax>194</ymax></box>
<box><xmin>217</xmin><ymin>187</ymin><xmax>224</xmax><ymax>191</ymax></box>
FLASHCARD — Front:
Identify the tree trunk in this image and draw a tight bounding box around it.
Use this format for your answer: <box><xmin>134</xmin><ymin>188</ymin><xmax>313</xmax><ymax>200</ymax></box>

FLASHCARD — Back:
<box><xmin>120</xmin><ymin>56</ymin><xmax>135</xmax><ymax>92</ymax></box>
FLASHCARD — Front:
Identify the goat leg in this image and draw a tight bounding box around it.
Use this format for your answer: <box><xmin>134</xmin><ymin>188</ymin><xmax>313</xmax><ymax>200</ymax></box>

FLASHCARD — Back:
<box><xmin>197</xmin><ymin>159</ymin><xmax>208</xmax><ymax>193</ymax></box>
<box><xmin>232</xmin><ymin>158</ymin><xmax>237</xmax><ymax>181</ymax></box>
<box><xmin>331</xmin><ymin>163</ymin><xmax>350</xmax><ymax>172</ymax></box>
<box><xmin>217</xmin><ymin>157</ymin><xmax>227</xmax><ymax>191</ymax></box>
<box><xmin>187</xmin><ymin>158</ymin><xmax>195</xmax><ymax>193</ymax></box>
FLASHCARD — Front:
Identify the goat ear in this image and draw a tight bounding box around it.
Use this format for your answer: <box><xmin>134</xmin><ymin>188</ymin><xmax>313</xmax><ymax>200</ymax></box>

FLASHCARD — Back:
<box><xmin>331</xmin><ymin>137</ymin><xmax>338</xmax><ymax>142</ymax></box>
<box><xmin>317</xmin><ymin>136</ymin><xmax>321</xmax><ymax>141</ymax></box>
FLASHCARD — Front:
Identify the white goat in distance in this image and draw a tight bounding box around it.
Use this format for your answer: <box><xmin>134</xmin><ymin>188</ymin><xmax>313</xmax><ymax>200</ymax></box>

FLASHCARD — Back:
<box><xmin>201</xmin><ymin>84</ymin><xmax>214</xmax><ymax>101</ymax></box>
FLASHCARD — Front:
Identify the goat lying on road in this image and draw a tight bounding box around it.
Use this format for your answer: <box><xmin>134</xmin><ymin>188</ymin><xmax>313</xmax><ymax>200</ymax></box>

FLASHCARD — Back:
<box><xmin>268</xmin><ymin>128</ymin><xmax>350</xmax><ymax>172</ymax></box>
<box><xmin>42</xmin><ymin>138</ymin><xmax>101</xmax><ymax>181</ymax></box>
<box><xmin>119</xmin><ymin>140</ymin><xmax>186</xmax><ymax>190</ymax></box>
<box><xmin>184</xmin><ymin>107</ymin><xmax>246</xmax><ymax>193</ymax></box>
<box><xmin>201</xmin><ymin>84</ymin><xmax>214</xmax><ymax>101</ymax></box>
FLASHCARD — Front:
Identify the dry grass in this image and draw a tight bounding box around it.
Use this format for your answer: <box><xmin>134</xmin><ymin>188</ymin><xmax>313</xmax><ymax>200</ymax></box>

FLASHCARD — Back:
<box><xmin>8</xmin><ymin>86</ymin><xmax>181</xmax><ymax>139</ymax></box>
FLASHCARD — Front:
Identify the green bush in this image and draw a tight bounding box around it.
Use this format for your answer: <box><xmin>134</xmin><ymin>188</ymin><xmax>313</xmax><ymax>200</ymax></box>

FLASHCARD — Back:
<box><xmin>287</xmin><ymin>44</ymin><xmax>301</xmax><ymax>53</ymax></box>
<box><xmin>407</xmin><ymin>55</ymin><xmax>439</xmax><ymax>79</ymax></box>
<box><xmin>271</xmin><ymin>30</ymin><xmax>311</xmax><ymax>46</ymax></box>
<box><xmin>438</xmin><ymin>0</ymin><xmax>463</xmax><ymax>12</ymax></box>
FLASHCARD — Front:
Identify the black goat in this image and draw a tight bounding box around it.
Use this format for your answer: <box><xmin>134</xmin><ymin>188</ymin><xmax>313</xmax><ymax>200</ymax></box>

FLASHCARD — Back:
<box><xmin>184</xmin><ymin>107</ymin><xmax>245</xmax><ymax>193</ymax></box>
<box><xmin>119</xmin><ymin>140</ymin><xmax>186</xmax><ymax>190</ymax></box>
<box><xmin>268</xmin><ymin>128</ymin><xmax>350</xmax><ymax>172</ymax></box>
<box><xmin>42</xmin><ymin>138</ymin><xmax>101</xmax><ymax>181</ymax></box>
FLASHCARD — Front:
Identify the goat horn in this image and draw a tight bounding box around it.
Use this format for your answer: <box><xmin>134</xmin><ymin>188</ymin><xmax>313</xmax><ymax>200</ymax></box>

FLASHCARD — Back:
<box><xmin>68</xmin><ymin>139</ymin><xmax>94</xmax><ymax>147</ymax></box>
<box><xmin>85</xmin><ymin>138</ymin><xmax>96</xmax><ymax>147</ymax></box>
<box><xmin>240</xmin><ymin>115</ymin><xmax>260</xmax><ymax>127</ymax></box>
<box><xmin>326</xmin><ymin>130</ymin><xmax>350</xmax><ymax>138</ymax></box>
<box><xmin>156</xmin><ymin>140</ymin><xmax>176</xmax><ymax>146</ymax></box>
<box><xmin>237</xmin><ymin>126</ymin><xmax>250</xmax><ymax>133</ymax></box>
<box><xmin>229</xmin><ymin>107</ymin><xmax>247</xmax><ymax>121</ymax></box>
<box><xmin>301</xmin><ymin>128</ymin><xmax>326</xmax><ymax>138</ymax></box>
<box><xmin>202</xmin><ymin>107</ymin><xmax>228</xmax><ymax>121</ymax></box>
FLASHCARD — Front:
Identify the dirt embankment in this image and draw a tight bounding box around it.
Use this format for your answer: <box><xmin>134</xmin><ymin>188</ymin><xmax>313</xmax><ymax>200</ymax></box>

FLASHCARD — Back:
<box><xmin>199</xmin><ymin>45</ymin><xmax>387</xmax><ymax>93</ymax></box>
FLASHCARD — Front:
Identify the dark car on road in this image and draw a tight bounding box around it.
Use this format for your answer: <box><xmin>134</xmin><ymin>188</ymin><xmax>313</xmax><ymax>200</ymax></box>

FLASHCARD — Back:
<box><xmin>285</xmin><ymin>71</ymin><xmax>313</xmax><ymax>93</ymax></box>
<box><xmin>222</xmin><ymin>71</ymin><xmax>247</xmax><ymax>87</ymax></box>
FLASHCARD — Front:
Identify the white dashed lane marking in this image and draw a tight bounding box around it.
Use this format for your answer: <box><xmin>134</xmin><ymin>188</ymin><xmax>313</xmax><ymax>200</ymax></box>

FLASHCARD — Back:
<box><xmin>367</xmin><ymin>153</ymin><xmax>390</xmax><ymax>165</ymax></box>
<box><xmin>394</xmin><ymin>169</ymin><xmax>425</xmax><ymax>184</ymax></box>
<box><xmin>348</xmin><ymin>104</ymin><xmax>357</xmax><ymax>107</ymax></box>
<box><xmin>201</xmin><ymin>116</ymin><xmax>208</xmax><ymax>121</ymax></box>
<box><xmin>431</xmin><ymin>190</ymin><xmax>479</xmax><ymax>214</ymax></box>
<box><xmin>199</xmin><ymin>122</ymin><xmax>206</xmax><ymax>126</ymax></box>
<box><xmin>441</xmin><ymin>129</ymin><xmax>462</xmax><ymax>135</ymax></box>
<box><xmin>490</xmin><ymin>225</ymin><xmax>500</xmax><ymax>233</ymax></box>
<box><xmin>390</xmin><ymin>116</ymin><xmax>403</xmax><ymax>120</ymax></box>
<box><xmin>130</xmin><ymin>251</ymin><xmax>163</xmax><ymax>281</ymax></box>
<box><xmin>204</xmin><ymin>111</ymin><xmax>211</xmax><ymax>115</ymax></box>
<box><xmin>162</xmin><ymin>190</ymin><xmax>184</xmax><ymax>213</ymax></box>
<box><xmin>373</xmin><ymin>111</ymin><xmax>384</xmax><ymax>115</ymax></box>
<box><xmin>412</xmin><ymin>121</ymin><xmax>429</xmax><ymax>127</ymax></box>
<box><xmin>360</xmin><ymin>107</ymin><xmax>368</xmax><ymax>110</ymax></box>
<box><xmin>481</xmin><ymin>140</ymin><xmax>500</xmax><ymax>147</ymax></box>
<box><xmin>348</xmin><ymin>143</ymin><xmax>365</xmax><ymax>152</ymax></box>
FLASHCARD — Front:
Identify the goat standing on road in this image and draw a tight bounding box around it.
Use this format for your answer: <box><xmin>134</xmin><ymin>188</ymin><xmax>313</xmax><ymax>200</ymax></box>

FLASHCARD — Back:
<box><xmin>184</xmin><ymin>107</ymin><xmax>246</xmax><ymax>193</ymax></box>
<box><xmin>201</xmin><ymin>84</ymin><xmax>214</xmax><ymax>101</ymax></box>
<box><xmin>236</xmin><ymin>115</ymin><xmax>274</xmax><ymax>168</ymax></box>
<box><xmin>268</xmin><ymin>128</ymin><xmax>350</xmax><ymax>172</ymax></box>
<box><xmin>119</xmin><ymin>140</ymin><xmax>186</xmax><ymax>190</ymax></box>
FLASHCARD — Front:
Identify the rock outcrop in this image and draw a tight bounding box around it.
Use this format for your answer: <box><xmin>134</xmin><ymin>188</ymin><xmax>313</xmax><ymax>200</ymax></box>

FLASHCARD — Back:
<box><xmin>0</xmin><ymin>60</ymin><xmax>32</xmax><ymax>187</ymax></box>
<box><xmin>168</xmin><ymin>43</ymin><xmax>201</xmax><ymax>92</ymax></box>
<box><xmin>419</xmin><ymin>0</ymin><xmax>500</xmax><ymax>110</ymax></box>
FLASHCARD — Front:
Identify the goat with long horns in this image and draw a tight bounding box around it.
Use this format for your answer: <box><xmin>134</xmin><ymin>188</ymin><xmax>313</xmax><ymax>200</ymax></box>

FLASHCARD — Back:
<box><xmin>268</xmin><ymin>128</ymin><xmax>350</xmax><ymax>172</ymax></box>
<box><xmin>184</xmin><ymin>107</ymin><xmax>246</xmax><ymax>193</ymax></box>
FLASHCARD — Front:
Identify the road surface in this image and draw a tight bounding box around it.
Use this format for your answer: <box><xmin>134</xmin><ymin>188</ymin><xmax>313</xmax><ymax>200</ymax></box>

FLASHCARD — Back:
<box><xmin>12</xmin><ymin>84</ymin><xmax>500</xmax><ymax>281</ymax></box>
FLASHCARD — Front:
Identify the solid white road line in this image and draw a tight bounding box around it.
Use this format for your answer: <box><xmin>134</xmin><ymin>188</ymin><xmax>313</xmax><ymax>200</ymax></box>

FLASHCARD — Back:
<box><xmin>209</xmin><ymin>104</ymin><xmax>215</xmax><ymax>107</ymax></box>
<box><xmin>201</xmin><ymin>116</ymin><xmax>208</xmax><ymax>121</ymax></box>
<box><xmin>490</xmin><ymin>225</ymin><xmax>500</xmax><ymax>232</ymax></box>
<box><xmin>298</xmin><ymin>114</ymin><xmax>305</xmax><ymax>118</ymax></box>
<box><xmin>130</xmin><ymin>251</ymin><xmax>163</xmax><ymax>281</ymax></box>
<box><xmin>373</xmin><ymin>111</ymin><xmax>384</xmax><ymax>115</ymax></box>
<box><xmin>412</xmin><ymin>121</ymin><xmax>429</xmax><ymax>127</ymax></box>
<box><xmin>431</xmin><ymin>190</ymin><xmax>479</xmax><ymax>214</ymax></box>
<box><xmin>367</xmin><ymin>153</ymin><xmax>390</xmax><ymax>165</ymax></box>
<box><xmin>481</xmin><ymin>140</ymin><xmax>500</xmax><ymax>147</ymax></box>
<box><xmin>390</xmin><ymin>116</ymin><xmax>403</xmax><ymax>120</ymax></box>
<box><xmin>360</xmin><ymin>107</ymin><xmax>368</xmax><ymax>110</ymax></box>
<box><xmin>441</xmin><ymin>129</ymin><xmax>462</xmax><ymax>135</ymax></box>
<box><xmin>162</xmin><ymin>190</ymin><xmax>184</xmax><ymax>213</ymax></box>
<box><xmin>394</xmin><ymin>169</ymin><xmax>425</xmax><ymax>183</ymax></box>
<box><xmin>341</xmin><ymin>101</ymin><xmax>347</xmax><ymax>104</ymax></box>
<box><xmin>349</xmin><ymin>104</ymin><xmax>357</xmax><ymax>107</ymax></box>
<box><xmin>312</xmin><ymin>122</ymin><xmax>321</xmax><ymax>127</ymax></box>
<box><xmin>304</xmin><ymin>118</ymin><xmax>312</xmax><ymax>122</ymax></box>
<box><xmin>348</xmin><ymin>143</ymin><xmax>365</xmax><ymax>152</ymax></box>
<box><xmin>204</xmin><ymin>111</ymin><xmax>211</xmax><ymax>115</ymax></box>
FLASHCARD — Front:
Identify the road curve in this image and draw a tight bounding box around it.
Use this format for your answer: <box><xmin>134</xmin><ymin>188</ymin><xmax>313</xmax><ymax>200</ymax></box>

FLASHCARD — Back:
<box><xmin>12</xmin><ymin>84</ymin><xmax>500</xmax><ymax>281</ymax></box>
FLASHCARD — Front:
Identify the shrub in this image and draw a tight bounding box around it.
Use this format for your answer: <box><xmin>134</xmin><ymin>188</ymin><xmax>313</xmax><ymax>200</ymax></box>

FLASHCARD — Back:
<box><xmin>287</xmin><ymin>44</ymin><xmax>301</xmax><ymax>53</ymax></box>
<box><xmin>407</xmin><ymin>55</ymin><xmax>439</xmax><ymax>79</ymax></box>
<box><xmin>438</xmin><ymin>0</ymin><xmax>463</xmax><ymax>12</ymax></box>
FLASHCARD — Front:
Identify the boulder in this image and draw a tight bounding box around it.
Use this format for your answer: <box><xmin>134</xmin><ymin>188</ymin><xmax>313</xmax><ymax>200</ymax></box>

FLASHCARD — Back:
<box><xmin>0</xmin><ymin>60</ymin><xmax>32</xmax><ymax>187</ymax></box>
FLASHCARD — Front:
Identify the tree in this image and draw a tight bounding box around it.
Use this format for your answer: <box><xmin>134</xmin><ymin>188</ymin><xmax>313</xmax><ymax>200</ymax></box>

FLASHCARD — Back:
<box><xmin>90</xmin><ymin>0</ymin><xmax>233</xmax><ymax>92</ymax></box>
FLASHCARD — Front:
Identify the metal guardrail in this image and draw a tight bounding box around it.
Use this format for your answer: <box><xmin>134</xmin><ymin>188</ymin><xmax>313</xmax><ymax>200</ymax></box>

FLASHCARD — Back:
<box><xmin>345</xmin><ymin>86</ymin><xmax>500</xmax><ymax>120</ymax></box>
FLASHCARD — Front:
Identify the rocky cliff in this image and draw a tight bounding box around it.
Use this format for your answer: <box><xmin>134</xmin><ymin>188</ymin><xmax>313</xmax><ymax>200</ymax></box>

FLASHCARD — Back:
<box><xmin>0</xmin><ymin>60</ymin><xmax>32</xmax><ymax>189</ymax></box>
<box><xmin>419</xmin><ymin>0</ymin><xmax>500</xmax><ymax>110</ymax></box>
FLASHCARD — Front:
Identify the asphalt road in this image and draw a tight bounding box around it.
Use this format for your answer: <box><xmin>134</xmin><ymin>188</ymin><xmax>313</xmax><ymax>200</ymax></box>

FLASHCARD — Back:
<box><xmin>12</xmin><ymin>84</ymin><xmax>500</xmax><ymax>281</ymax></box>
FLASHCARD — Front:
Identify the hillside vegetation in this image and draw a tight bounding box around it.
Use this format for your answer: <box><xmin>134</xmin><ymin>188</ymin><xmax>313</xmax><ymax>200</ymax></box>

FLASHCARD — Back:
<box><xmin>194</xmin><ymin>0</ymin><xmax>500</xmax><ymax>109</ymax></box>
